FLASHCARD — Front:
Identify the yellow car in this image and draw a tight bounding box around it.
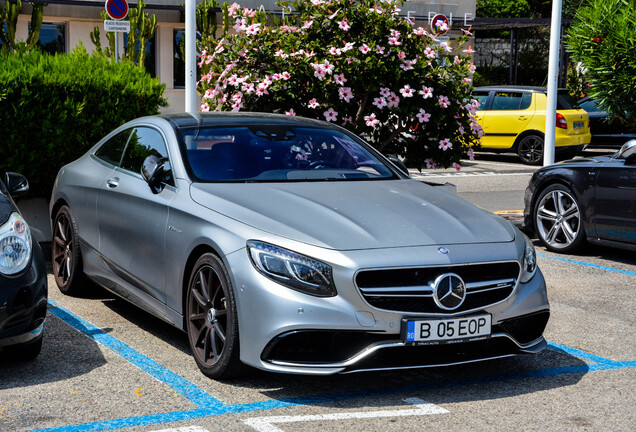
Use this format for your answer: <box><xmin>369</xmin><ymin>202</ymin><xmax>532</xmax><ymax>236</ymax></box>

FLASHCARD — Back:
<box><xmin>473</xmin><ymin>86</ymin><xmax>591</xmax><ymax>164</ymax></box>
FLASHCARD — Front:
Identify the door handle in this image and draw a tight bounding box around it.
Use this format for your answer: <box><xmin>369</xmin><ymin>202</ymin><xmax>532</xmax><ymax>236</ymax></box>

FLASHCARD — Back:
<box><xmin>106</xmin><ymin>178</ymin><xmax>119</xmax><ymax>188</ymax></box>
<box><xmin>518</xmin><ymin>116</ymin><xmax>528</xmax><ymax>120</ymax></box>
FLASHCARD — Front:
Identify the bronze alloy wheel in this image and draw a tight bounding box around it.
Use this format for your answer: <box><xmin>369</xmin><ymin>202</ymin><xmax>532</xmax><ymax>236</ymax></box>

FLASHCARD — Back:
<box><xmin>186</xmin><ymin>253</ymin><xmax>242</xmax><ymax>379</ymax></box>
<box><xmin>52</xmin><ymin>206</ymin><xmax>84</xmax><ymax>295</ymax></box>
<box><xmin>517</xmin><ymin>134</ymin><xmax>544</xmax><ymax>165</ymax></box>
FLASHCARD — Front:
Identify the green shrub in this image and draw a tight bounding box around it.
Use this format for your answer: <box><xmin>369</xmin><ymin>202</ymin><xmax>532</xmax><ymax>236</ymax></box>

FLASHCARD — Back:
<box><xmin>0</xmin><ymin>45</ymin><xmax>167</xmax><ymax>196</ymax></box>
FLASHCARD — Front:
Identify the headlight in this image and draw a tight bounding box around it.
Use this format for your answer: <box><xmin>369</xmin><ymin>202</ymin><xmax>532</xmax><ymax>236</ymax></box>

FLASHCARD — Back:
<box><xmin>247</xmin><ymin>240</ymin><xmax>336</xmax><ymax>297</ymax></box>
<box><xmin>0</xmin><ymin>212</ymin><xmax>32</xmax><ymax>275</ymax></box>
<box><xmin>520</xmin><ymin>233</ymin><xmax>537</xmax><ymax>283</ymax></box>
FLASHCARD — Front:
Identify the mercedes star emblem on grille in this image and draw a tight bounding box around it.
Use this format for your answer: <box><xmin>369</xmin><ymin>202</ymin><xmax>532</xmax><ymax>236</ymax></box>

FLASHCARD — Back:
<box><xmin>433</xmin><ymin>273</ymin><xmax>466</xmax><ymax>310</ymax></box>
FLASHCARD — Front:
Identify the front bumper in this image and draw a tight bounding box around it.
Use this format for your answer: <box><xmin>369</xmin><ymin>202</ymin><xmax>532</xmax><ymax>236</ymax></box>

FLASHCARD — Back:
<box><xmin>227</xmin><ymin>241</ymin><xmax>550</xmax><ymax>375</ymax></box>
<box><xmin>0</xmin><ymin>240</ymin><xmax>48</xmax><ymax>348</ymax></box>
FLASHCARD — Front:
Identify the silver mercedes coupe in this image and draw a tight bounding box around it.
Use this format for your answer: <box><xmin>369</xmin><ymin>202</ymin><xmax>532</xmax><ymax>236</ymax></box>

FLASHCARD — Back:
<box><xmin>50</xmin><ymin>113</ymin><xmax>549</xmax><ymax>379</ymax></box>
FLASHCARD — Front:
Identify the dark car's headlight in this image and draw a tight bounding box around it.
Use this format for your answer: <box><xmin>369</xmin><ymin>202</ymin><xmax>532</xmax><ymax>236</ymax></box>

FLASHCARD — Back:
<box><xmin>0</xmin><ymin>212</ymin><xmax>32</xmax><ymax>276</ymax></box>
<box><xmin>520</xmin><ymin>233</ymin><xmax>537</xmax><ymax>283</ymax></box>
<box><xmin>247</xmin><ymin>241</ymin><xmax>336</xmax><ymax>297</ymax></box>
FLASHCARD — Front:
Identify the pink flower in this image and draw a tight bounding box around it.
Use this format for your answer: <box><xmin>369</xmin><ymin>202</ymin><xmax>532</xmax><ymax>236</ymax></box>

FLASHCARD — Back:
<box><xmin>342</xmin><ymin>116</ymin><xmax>353</xmax><ymax>125</ymax></box>
<box><xmin>388</xmin><ymin>37</ymin><xmax>401</xmax><ymax>46</ymax></box>
<box><xmin>438</xmin><ymin>138</ymin><xmax>453</xmax><ymax>151</ymax></box>
<box><xmin>338</xmin><ymin>19</ymin><xmax>351</xmax><ymax>31</ymax></box>
<box><xmin>376</xmin><ymin>46</ymin><xmax>385</xmax><ymax>54</ymax></box>
<box><xmin>342</xmin><ymin>42</ymin><xmax>355</xmax><ymax>52</ymax></box>
<box><xmin>204</xmin><ymin>89</ymin><xmax>214</xmax><ymax>100</ymax></box>
<box><xmin>324</xmin><ymin>108</ymin><xmax>338</xmax><ymax>122</ymax></box>
<box><xmin>231</xmin><ymin>101</ymin><xmax>243</xmax><ymax>112</ymax></box>
<box><xmin>246</xmin><ymin>23</ymin><xmax>261</xmax><ymax>35</ymax></box>
<box><xmin>359</xmin><ymin>44</ymin><xmax>370</xmax><ymax>54</ymax></box>
<box><xmin>400</xmin><ymin>85</ymin><xmax>414</xmax><ymax>98</ymax></box>
<box><xmin>314</xmin><ymin>68</ymin><xmax>327</xmax><ymax>80</ymax></box>
<box><xmin>241</xmin><ymin>83</ymin><xmax>255</xmax><ymax>94</ymax></box>
<box><xmin>281</xmin><ymin>71</ymin><xmax>291</xmax><ymax>80</ymax></box>
<box><xmin>424</xmin><ymin>47</ymin><xmax>436</xmax><ymax>59</ymax></box>
<box><xmin>414</xmin><ymin>27</ymin><xmax>425</xmax><ymax>36</ymax></box>
<box><xmin>231</xmin><ymin>91</ymin><xmax>243</xmax><ymax>102</ymax></box>
<box><xmin>441</xmin><ymin>42</ymin><xmax>452</xmax><ymax>53</ymax></box>
<box><xmin>425</xmin><ymin>158</ymin><xmax>436</xmax><ymax>169</ymax></box>
<box><xmin>463</xmin><ymin>46</ymin><xmax>476</xmax><ymax>54</ymax></box>
<box><xmin>438</xmin><ymin>95</ymin><xmax>450</xmax><ymax>108</ymax></box>
<box><xmin>329</xmin><ymin>46</ymin><xmax>342</xmax><ymax>55</ymax></box>
<box><xmin>387</xmin><ymin>92</ymin><xmax>400</xmax><ymax>109</ymax></box>
<box><xmin>416</xmin><ymin>109</ymin><xmax>431</xmax><ymax>123</ymax></box>
<box><xmin>334</xmin><ymin>74</ymin><xmax>347</xmax><ymax>85</ymax></box>
<box><xmin>228</xmin><ymin>3</ymin><xmax>240</xmax><ymax>16</ymax></box>
<box><xmin>308</xmin><ymin>98</ymin><xmax>319</xmax><ymax>108</ymax></box>
<box><xmin>380</xmin><ymin>87</ymin><xmax>391</xmax><ymax>97</ymax></box>
<box><xmin>398</xmin><ymin>51</ymin><xmax>406</xmax><ymax>60</ymax></box>
<box><xmin>372</xmin><ymin>97</ymin><xmax>387</xmax><ymax>109</ymax></box>
<box><xmin>453</xmin><ymin>163</ymin><xmax>462</xmax><ymax>172</ymax></box>
<box><xmin>339</xmin><ymin>87</ymin><xmax>354</xmax><ymax>102</ymax></box>
<box><xmin>364</xmin><ymin>113</ymin><xmax>380</xmax><ymax>127</ymax></box>
<box><xmin>400</xmin><ymin>59</ymin><xmax>415</xmax><ymax>71</ymax></box>
<box><xmin>467</xmin><ymin>148</ymin><xmax>475</xmax><ymax>161</ymax></box>
<box><xmin>285</xmin><ymin>109</ymin><xmax>296</xmax><ymax>116</ymax></box>
<box><xmin>328</xmin><ymin>9</ymin><xmax>340</xmax><ymax>20</ymax></box>
<box><xmin>201</xmin><ymin>103</ymin><xmax>210</xmax><ymax>112</ymax></box>
<box><xmin>302</xmin><ymin>20</ymin><xmax>314</xmax><ymax>30</ymax></box>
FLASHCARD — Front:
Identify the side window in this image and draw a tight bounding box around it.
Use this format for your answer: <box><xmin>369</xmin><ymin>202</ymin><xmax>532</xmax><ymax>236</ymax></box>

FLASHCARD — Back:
<box><xmin>491</xmin><ymin>92</ymin><xmax>523</xmax><ymax>111</ymax></box>
<box><xmin>472</xmin><ymin>92</ymin><xmax>489</xmax><ymax>109</ymax></box>
<box><xmin>520</xmin><ymin>93</ymin><xmax>532</xmax><ymax>110</ymax></box>
<box><xmin>120</xmin><ymin>127</ymin><xmax>173</xmax><ymax>185</ymax></box>
<box><xmin>94</xmin><ymin>129</ymin><xmax>132</xmax><ymax>166</ymax></box>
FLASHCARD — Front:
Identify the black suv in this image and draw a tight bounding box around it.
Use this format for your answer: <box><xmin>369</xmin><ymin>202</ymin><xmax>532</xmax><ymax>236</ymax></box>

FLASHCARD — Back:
<box><xmin>0</xmin><ymin>172</ymin><xmax>47</xmax><ymax>360</ymax></box>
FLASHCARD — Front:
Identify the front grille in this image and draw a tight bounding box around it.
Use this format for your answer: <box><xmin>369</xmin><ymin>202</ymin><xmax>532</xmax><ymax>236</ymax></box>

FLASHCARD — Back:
<box><xmin>356</xmin><ymin>262</ymin><xmax>520</xmax><ymax>314</ymax></box>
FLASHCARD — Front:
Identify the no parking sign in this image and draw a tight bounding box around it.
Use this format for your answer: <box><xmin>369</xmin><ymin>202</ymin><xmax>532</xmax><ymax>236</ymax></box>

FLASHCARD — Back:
<box><xmin>105</xmin><ymin>0</ymin><xmax>129</xmax><ymax>20</ymax></box>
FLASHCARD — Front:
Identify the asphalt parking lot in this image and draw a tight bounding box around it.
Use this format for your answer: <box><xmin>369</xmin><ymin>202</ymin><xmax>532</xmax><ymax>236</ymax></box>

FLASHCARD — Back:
<box><xmin>1</xmin><ymin>152</ymin><xmax>634</xmax><ymax>432</ymax></box>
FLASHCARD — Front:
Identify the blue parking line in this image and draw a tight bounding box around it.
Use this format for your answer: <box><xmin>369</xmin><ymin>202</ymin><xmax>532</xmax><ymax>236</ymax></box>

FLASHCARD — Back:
<box><xmin>37</xmin><ymin>302</ymin><xmax>636</xmax><ymax>432</ymax></box>
<box><xmin>537</xmin><ymin>253</ymin><xmax>636</xmax><ymax>276</ymax></box>
<box><xmin>47</xmin><ymin>301</ymin><xmax>224</xmax><ymax>410</ymax></box>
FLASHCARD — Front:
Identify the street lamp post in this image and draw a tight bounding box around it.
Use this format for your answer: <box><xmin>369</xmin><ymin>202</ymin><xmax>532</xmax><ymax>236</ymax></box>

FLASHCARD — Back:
<box><xmin>544</xmin><ymin>0</ymin><xmax>563</xmax><ymax>166</ymax></box>
<box><xmin>185</xmin><ymin>0</ymin><xmax>198</xmax><ymax>113</ymax></box>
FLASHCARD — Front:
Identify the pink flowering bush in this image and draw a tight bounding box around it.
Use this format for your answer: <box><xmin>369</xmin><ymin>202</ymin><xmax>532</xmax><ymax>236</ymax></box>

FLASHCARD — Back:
<box><xmin>197</xmin><ymin>0</ymin><xmax>482</xmax><ymax>170</ymax></box>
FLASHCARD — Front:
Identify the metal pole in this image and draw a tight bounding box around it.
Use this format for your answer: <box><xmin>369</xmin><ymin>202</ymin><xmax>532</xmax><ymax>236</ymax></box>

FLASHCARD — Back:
<box><xmin>509</xmin><ymin>29</ymin><xmax>514</xmax><ymax>85</ymax></box>
<box><xmin>544</xmin><ymin>0</ymin><xmax>563</xmax><ymax>167</ymax></box>
<box><xmin>185</xmin><ymin>0</ymin><xmax>198</xmax><ymax>113</ymax></box>
<box><xmin>115</xmin><ymin>31</ymin><xmax>119</xmax><ymax>63</ymax></box>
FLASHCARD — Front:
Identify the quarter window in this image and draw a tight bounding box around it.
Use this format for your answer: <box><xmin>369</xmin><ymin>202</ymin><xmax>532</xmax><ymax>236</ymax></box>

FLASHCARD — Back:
<box><xmin>94</xmin><ymin>129</ymin><xmax>132</xmax><ymax>166</ymax></box>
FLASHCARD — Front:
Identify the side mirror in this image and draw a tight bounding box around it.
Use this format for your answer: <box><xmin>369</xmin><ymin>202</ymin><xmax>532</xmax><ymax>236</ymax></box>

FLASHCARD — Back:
<box><xmin>4</xmin><ymin>172</ymin><xmax>29</xmax><ymax>198</ymax></box>
<box><xmin>386</xmin><ymin>155</ymin><xmax>409</xmax><ymax>177</ymax></box>
<box><xmin>141</xmin><ymin>155</ymin><xmax>165</xmax><ymax>194</ymax></box>
<box><xmin>617</xmin><ymin>139</ymin><xmax>636</xmax><ymax>162</ymax></box>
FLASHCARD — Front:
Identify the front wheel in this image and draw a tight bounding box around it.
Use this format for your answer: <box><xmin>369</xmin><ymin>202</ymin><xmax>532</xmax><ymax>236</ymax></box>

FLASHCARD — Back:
<box><xmin>52</xmin><ymin>205</ymin><xmax>86</xmax><ymax>295</ymax></box>
<box><xmin>186</xmin><ymin>253</ymin><xmax>243</xmax><ymax>379</ymax></box>
<box><xmin>517</xmin><ymin>134</ymin><xmax>544</xmax><ymax>165</ymax></box>
<box><xmin>533</xmin><ymin>184</ymin><xmax>586</xmax><ymax>253</ymax></box>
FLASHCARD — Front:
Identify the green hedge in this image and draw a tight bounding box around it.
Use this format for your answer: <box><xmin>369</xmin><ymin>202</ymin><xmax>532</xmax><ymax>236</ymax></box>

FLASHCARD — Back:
<box><xmin>0</xmin><ymin>45</ymin><xmax>167</xmax><ymax>196</ymax></box>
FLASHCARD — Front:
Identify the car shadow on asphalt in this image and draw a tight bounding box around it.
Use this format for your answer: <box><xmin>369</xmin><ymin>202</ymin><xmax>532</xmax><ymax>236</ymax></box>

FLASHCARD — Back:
<box><xmin>0</xmin><ymin>309</ymin><xmax>107</xmax><ymax>389</ymax></box>
<box><xmin>86</xmin><ymin>286</ymin><xmax>592</xmax><ymax>406</ymax></box>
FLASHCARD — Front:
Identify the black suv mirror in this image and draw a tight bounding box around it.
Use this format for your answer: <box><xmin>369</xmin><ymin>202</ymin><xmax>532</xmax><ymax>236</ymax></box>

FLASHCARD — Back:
<box><xmin>141</xmin><ymin>155</ymin><xmax>165</xmax><ymax>194</ymax></box>
<box><xmin>4</xmin><ymin>172</ymin><xmax>29</xmax><ymax>198</ymax></box>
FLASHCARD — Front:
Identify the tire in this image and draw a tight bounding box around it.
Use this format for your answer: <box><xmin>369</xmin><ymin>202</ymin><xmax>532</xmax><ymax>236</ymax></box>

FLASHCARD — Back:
<box><xmin>186</xmin><ymin>253</ymin><xmax>244</xmax><ymax>379</ymax></box>
<box><xmin>7</xmin><ymin>336</ymin><xmax>43</xmax><ymax>361</ymax></box>
<box><xmin>52</xmin><ymin>205</ymin><xmax>86</xmax><ymax>296</ymax></box>
<box><xmin>533</xmin><ymin>184</ymin><xmax>586</xmax><ymax>253</ymax></box>
<box><xmin>517</xmin><ymin>134</ymin><xmax>544</xmax><ymax>165</ymax></box>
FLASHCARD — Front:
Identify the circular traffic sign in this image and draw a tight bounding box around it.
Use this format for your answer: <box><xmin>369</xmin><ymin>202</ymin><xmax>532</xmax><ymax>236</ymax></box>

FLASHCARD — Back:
<box><xmin>431</xmin><ymin>14</ymin><xmax>449</xmax><ymax>36</ymax></box>
<box><xmin>105</xmin><ymin>0</ymin><xmax>129</xmax><ymax>20</ymax></box>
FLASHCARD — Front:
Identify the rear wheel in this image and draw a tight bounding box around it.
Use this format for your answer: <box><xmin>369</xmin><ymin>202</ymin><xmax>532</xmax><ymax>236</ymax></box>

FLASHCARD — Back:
<box><xmin>186</xmin><ymin>253</ymin><xmax>243</xmax><ymax>379</ymax></box>
<box><xmin>517</xmin><ymin>134</ymin><xmax>544</xmax><ymax>165</ymax></box>
<box><xmin>52</xmin><ymin>206</ymin><xmax>86</xmax><ymax>295</ymax></box>
<box><xmin>533</xmin><ymin>184</ymin><xmax>585</xmax><ymax>253</ymax></box>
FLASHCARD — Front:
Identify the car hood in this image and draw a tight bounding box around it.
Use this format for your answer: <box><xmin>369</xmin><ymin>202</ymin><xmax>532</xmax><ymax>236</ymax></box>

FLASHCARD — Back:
<box><xmin>190</xmin><ymin>179</ymin><xmax>515</xmax><ymax>250</ymax></box>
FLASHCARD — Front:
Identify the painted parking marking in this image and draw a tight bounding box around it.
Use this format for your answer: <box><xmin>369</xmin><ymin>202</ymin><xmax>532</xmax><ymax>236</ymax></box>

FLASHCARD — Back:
<box><xmin>148</xmin><ymin>427</ymin><xmax>209</xmax><ymax>432</ymax></box>
<box><xmin>537</xmin><ymin>253</ymin><xmax>636</xmax><ymax>276</ymax></box>
<box><xmin>37</xmin><ymin>301</ymin><xmax>636</xmax><ymax>432</ymax></box>
<box><xmin>243</xmin><ymin>397</ymin><xmax>449</xmax><ymax>432</ymax></box>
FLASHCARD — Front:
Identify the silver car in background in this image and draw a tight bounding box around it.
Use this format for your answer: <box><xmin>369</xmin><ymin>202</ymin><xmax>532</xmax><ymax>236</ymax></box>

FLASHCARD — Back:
<box><xmin>50</xmin><ymin>113</ymin><xmax>549</xmax><ymax>379</ymax></box>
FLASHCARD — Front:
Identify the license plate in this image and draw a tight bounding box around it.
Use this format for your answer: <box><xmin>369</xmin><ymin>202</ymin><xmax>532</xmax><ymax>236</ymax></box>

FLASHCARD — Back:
<box><xmin>573</xmin><ymin>121</ymin><xmax>584</xmax><ymax>129</ymax></box>
<box><xmin>404</xmin><ymin>315</ymin><xmax>491</xmax><ymax>345</ymax></box>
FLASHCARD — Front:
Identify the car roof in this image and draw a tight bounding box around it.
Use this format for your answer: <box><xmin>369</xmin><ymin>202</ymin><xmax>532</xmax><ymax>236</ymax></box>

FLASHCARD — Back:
<box><xmin>157</xmin><ymin>112</ymin><xmax>334</xmax><ymax>130</ymax></box>
<box><xmin>474</xmin><ymin>86</ymin><xmax>570</xmax><ymax>93</ymax></box>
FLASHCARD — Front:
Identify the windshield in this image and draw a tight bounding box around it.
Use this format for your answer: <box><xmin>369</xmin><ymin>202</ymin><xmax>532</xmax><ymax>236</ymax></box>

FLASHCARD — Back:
<box><xmin>180</xmin><ymin>125</ymin><xmax>397</xmax><ymax>182</ymax></box>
